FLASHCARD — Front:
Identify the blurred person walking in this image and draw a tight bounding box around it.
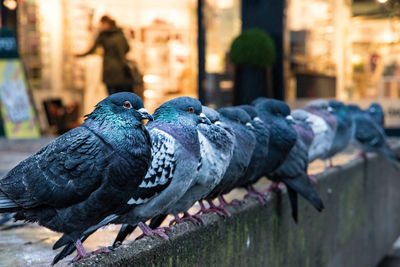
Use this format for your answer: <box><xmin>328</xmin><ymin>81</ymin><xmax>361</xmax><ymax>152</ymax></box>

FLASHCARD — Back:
<box><xmin>77</xmin><ymin>15</ymin><xmax>133</xmax><ymax>95</ymax></box>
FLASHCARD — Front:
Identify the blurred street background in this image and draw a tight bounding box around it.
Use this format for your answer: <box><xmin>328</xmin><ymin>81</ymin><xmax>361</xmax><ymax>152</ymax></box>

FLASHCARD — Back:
<box><xmin>0</xmin><ymin>0</ymin><xmax>400</xmax><ymax>266</ymax></box>
<box><xmin>0</xmin><ymin>0</ymin><xmax>400</xmax><ymax>137</ymax></box>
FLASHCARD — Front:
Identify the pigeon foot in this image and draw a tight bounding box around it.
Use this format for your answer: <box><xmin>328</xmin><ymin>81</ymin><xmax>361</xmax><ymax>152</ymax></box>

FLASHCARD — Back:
<box><xmin>69</xmin><ymin>239</ymin><xmax>111</xmax><ymax>264</ymax></box>
<box><xmin>244</xmin><ymin>186</ymin><xmax>267</xmax><ymax>204</ymax></box>
<box><xmin>262</xmin><ymin>182</ymin><xmax>281</xmax><ymax>193</ymax></box>
<box><xmin>170</xmin><ymin>212</ymin><xmax>204</xmax><ymax>226</ymax></box>
<box><xmin>136</xmin><ymin>222</ymin><xmax>171</xmax><ymax>241</ymax></box>
<box><xmin>198</xmin><ymin>200</ymin><xmax>224</xmax><ymax>217</ymax></box>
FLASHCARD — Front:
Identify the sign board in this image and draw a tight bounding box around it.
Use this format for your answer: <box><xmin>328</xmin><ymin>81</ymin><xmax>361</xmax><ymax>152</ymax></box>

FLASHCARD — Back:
<box><xmin>0</xmin><ymin>28</ymin><xmax>40</xmax><ymax>138</ymax></box>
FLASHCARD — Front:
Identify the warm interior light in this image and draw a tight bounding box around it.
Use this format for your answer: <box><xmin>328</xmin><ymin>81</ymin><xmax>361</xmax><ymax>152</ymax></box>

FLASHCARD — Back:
<box><xmin>3</xmin><ymin>0</ymin><xmax>17</xmax><ymax>10</ymax></box>
<box><xmin>351</xmin><ymin>54</ymin><xmax>363</xmax><ymax>65</ymax></box>
<box><xmin>143</xmin><ymin>74</ymin><xmax>161</xmax><ymax>84</ymax></box>
<box><xmin>377</xmin><ymin>0</ymin><xmax>388</xmax><ymax>3</ymax></box>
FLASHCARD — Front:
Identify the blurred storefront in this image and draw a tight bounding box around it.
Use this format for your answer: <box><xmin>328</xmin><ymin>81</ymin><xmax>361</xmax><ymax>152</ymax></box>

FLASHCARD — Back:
<box><xmin>14</xmin><ymin>0</ymin><xmax>240</xmax><ymax>133</ymax></box>
<box><xmin>287</xmin><ymin>0</ymin><xmax>400</xmax><ymax>130</ymax></box>
<box><xmin>286</xmin><ymin>0</ymin><xmax>351</xmax><ymax>101</ymax></box>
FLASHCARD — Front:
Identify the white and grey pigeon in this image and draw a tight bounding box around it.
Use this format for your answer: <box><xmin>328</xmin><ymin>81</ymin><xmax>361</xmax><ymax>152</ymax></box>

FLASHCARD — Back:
<box><xmin>52</xmin><ymin>96</ymin><xmax>208</xmax><ymax>264</ymax></box>
<box><xmin>303</xmin><ymin>99</ymin><xmax>337</xmax><ymax>163</ymax></box>
<box><xmin>142</xmin><ymin>106</ymin><xmax>236</xmax><ymax>227</ymax></box>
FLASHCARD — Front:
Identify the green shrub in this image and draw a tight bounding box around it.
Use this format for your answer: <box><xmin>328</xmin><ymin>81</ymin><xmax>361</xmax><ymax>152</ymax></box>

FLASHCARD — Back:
<box><xmin>229</xmin><ymin>29</ymin><xmax>277</xmax><ymax>67</ymax></box>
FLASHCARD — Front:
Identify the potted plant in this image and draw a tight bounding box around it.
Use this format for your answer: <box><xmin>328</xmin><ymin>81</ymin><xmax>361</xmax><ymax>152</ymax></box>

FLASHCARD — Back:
<box><xmin>229</xmin><ymin>29</ymin><xmax>277</xmax><ymax>104</ymax></box>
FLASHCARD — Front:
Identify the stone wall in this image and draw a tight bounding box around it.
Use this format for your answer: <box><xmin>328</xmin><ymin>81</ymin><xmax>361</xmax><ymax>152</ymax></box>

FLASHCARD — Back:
<box><xmin>75</xmin><ymin>149</ymin><xmax>400</xmax><ymax>267</ymax></box>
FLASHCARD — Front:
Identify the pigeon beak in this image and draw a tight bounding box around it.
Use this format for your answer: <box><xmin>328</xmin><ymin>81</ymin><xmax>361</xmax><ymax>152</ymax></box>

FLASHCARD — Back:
<box><xmin>327</xmin><ymin>106</ymin><xmax>333</xmax><ymax>112</ymax></box>
<box><xmin>214</xmin><ymin>121</ymin><xmax>222</xmax><ymax>126</ymax></box>
<box><xmin>253</xmin><ymin>117</ymin><xmax>262</xmax><ymax>122</ymax></box>
<box><xmin>200</xmin><ymin>113</ymin><xmax>211</xmax><ymax>125</ymax></box>
<box><xmin>286</xmin><ymin>115</ymin><xmax>295</xmax><ymax>124</ymax></box>
<box><xmin>245</xmin><ymin>122</ymin><xmax>255</xmax><ymax>130</ymax></box>
<box><xmin>138</xmin><ymin>108</ymin><xmax>153</xmax><ymax>121</ymax></box>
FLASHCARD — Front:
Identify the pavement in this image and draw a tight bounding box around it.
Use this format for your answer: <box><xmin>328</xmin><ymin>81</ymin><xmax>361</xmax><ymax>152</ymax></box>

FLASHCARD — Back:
<box><xmin>0</xmin><ymin>137</ymin><xmax>399</xmax><ymax>266</ymax></box>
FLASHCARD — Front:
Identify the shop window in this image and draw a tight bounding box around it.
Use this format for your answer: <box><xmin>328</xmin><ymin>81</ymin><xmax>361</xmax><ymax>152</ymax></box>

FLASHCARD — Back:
<box><xmin>203</xmin><ymin>0</ymin><xmax>241</xmax><ymax>108</ymax></box>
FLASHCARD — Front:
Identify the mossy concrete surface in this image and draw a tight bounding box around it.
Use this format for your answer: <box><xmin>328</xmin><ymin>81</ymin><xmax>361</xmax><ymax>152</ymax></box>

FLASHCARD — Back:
<box><xmin>75</xmin><ymin>147</ymin><xmax>400</xmax><ymax>267</ymax></box>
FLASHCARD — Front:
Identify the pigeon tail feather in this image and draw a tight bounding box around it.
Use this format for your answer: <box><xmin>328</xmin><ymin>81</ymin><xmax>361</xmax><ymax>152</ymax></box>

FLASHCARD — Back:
<box><xmin>287</xmin><ymin>187</ymin><xmax>298</xmax><ymax>223</ymax></box>
<box><xmin>282</xmin><ymin>175</ymin><xmax>325</xmax><ymax>212</ymax></box>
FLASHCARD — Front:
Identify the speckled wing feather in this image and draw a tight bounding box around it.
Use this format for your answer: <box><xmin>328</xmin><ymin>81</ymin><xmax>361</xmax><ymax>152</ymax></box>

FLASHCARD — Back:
<box><xmin>123</xmin><ymin>128</ymin><xmax>176</xmax><ymax>206</ymax></box>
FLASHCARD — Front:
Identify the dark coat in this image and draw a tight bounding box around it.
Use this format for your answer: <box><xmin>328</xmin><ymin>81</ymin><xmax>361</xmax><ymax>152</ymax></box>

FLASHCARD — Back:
<box><xmin>80</xmin><ymin>26</ymin><xmax>132</xmax><ymax>86</ymax></box>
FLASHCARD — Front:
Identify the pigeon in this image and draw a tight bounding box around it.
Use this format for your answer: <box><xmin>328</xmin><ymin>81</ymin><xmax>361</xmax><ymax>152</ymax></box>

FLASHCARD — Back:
<box><xmin>166</xmin><ymin>106</ymin><xmax>235</xmax><ymax>224</ymax></box>
<box><xmin>252</xmin><ymin>99</ymin><xmax>323</xmax><ymax>222</ymax></box>
<box><xmin>52</xmin><ymin>96</ymin><xmax>207</xmax><ymax>264</ymax></box>
<box><xmin>136</xmin><ymin>106</ymin><xmax>236</xmax><ymax>229</ymax></box>
<box><xmin>0</xmin><ymin>92</ymin><xmax>153</xmax><ymax>263</ymax></box>
<box><xmin>235</xmin><ymin>105</ymin><xmax>270</xmax><ymax>203</ymax></box>
<box><xmin>204</xmin><ymin>106</ymin><xmax>256</xmax><ymax>216</ymax></box>
<box><xmin>348</xmin><ymin>104</ymin><xmax>400</xmax><ymax>169</ymax></box>
<box><xmin>303</xmin><ymin>99</ymin><xmax>337</xmax><ymax>163</ymax></box>
<box><xmin>366</xmin><ymin>102</ymin><xmax>385</xmax><ymax>127</ymax></box>
<box><xmin>325</xmin><ymin>100</ymin><xmax>354</xmax><ymax>164</ymax></box>
<box><xmin>253</xmin><ymin>98</ymin><xmax>297</xmax><ymax>174</ymax></box>
<box><xmin>267</xmin><ymin>109</ymin><xmax>324</xmax><ymax>222</ymax></box>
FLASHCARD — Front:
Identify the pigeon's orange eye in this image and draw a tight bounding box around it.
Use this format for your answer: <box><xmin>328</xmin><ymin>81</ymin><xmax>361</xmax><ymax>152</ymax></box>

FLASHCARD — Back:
<box><xmin>123</xmin><ymin>101</ymin><xmax>132</xmax><ymax>109</ymax></box>
<box><xmin>188</xmin><ymin>107</ymin><xmax>194</xmax><ymax>113</ymax></box>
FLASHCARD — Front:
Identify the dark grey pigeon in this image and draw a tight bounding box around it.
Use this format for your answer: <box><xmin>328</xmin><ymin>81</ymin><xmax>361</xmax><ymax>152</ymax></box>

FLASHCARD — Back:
<box><xmin>0</xmin><ymin>92</ymin><xmax>153</xmax><ymax>264</ymax></box>
<box><xmin>253</xmin><ymin>98</ymin><xmax>323</xmax><ymax>222</ymax></box>
<box><xmin>348</xmin><ymin>104</ymin><xmax>400</xmax><ymax>169</ymax></box>
<box><xmin>267</xmin><ymin>109</ymin><xmax>324</xmax><ymax>222</ymax></box>
<box><xmin>366</xmin><ymin>102</ymin><xmax>385</xmax><ymax>127</ymax></box>
<box><xmin>252</xmin><ymin>98</ymin><xmax>297</xmax><ymax>174</ymax></box>
<box><xmin>325</xmin><ymin>100</ymin><xmax>354</xmax><ymax>164</ymax></box>
<box><xmin>204</xmin><ymin>106</ymin><xmax>256</xmax><ymax>216</ymax></box>
<box><xmin>235</xmin><ymin>105</ymin><xmax>270</xmax><ymax>203</ymax></box>
<box><xmin>53</xmin><ymin>96</ymin><xmax>207</xmax><ymax>263</ymax></box>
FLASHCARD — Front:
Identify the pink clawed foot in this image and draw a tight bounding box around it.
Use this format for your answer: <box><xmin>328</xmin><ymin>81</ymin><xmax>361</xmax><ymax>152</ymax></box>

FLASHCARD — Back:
<box><xmin>171</xmin><ymin>212</ymin><xmax>205</xmax><ymax>226</ymax></box>
<box><xmin>169</xmin><ymin>212</ymin><xmax>204</xmax><ymax>226</ymax></box>
<box><xmin>69</xmin><ymin>240</ymin><xmax>111</xmax><ymax>264</ymax></box>
<box><xmin>262</xmin><ymin>182</ymin><xmax>281</xmax><ymax>194</ymax></box>
<box><xmin>182</xmin><ymin>212</ymin><xmax>205</xmax><ymax>225</ymax></box>
<box><xmin>198</xmin><ymin>200</ymin><xmax>224</xmax><ymax>217</ymax></box>
<box><xmin>218</xmin><ymin>195</ymin><xmax>241</xmax><ymax>207</ymax></box>
<box><xmin>70</xmin><ymin>239</ymin><xmax>91</xmax><ymax>263</ymax></box>
<box><xmin>244</xmin><ymin>186</ymin><xmax>267</xmax><ymax>204</ymax></box>
<box><xmin>308</xmin><ymin>175</ymin><xmax>317</xmax><ymax>183</ymax></box>
<box><xmin>136</xmin><ymin>222</ymin><xmax>171</xmax><ymax>241</ymax></box>
<box><xmin>217</xmin><ymin>196</ymin><xmax>233</xmax><ymax>217</ymax></box>
<box><xmin>210</xmin><ymin>199</ymin><xmax>231</xmax><ymax>217</ymax></box>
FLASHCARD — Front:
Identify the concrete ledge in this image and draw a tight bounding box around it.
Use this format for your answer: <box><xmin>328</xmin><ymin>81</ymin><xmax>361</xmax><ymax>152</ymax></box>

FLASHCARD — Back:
<box><xmin>75</xmin><ymin>148</ymin><xmax>400</xmax><ymax>267</ymax></box>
